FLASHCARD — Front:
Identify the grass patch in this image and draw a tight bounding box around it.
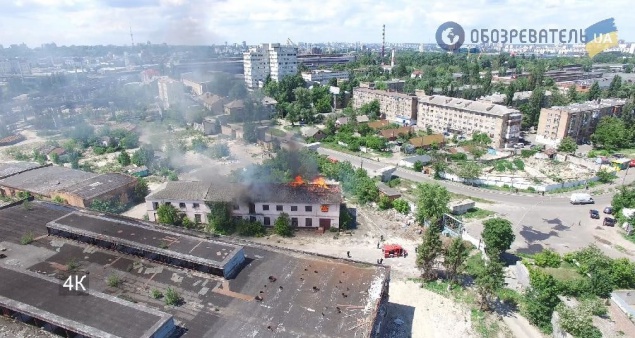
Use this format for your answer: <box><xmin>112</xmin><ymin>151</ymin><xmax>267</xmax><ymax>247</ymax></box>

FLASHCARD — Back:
<box><xmin>268</xmin><ymin>128</ymin><xmax>287</xmax><ymax>137</ymax></box>
<box><xmin>540</xmin><ymin>266</ymin><xmax>583</xmax><ymax>282</ymax></box>
<box><xmin>471</xmin><ymin>308</ymin><xmax>501</xmax><ymax>338</ymax></box>
<box><xmin>107</xmin><ymin>273</ymin><xmax>122</xmax><ymax>288</ymax></box>
<box><xmin>462</xmin><ymin>207</ymin><xmax>495</xmax><ymax>220</ymax></box>
<box><xmin>164</xmin><ymin>287</ymin><xmax>182</xmax><ymax>306</ymax></box>
<box><xmin>151</xmin><ymin>289</ymin><xmax>163</xmax><ymax>299</ymax></box>
<box><xmin>320</xmin><ymin>141</ymin><xmax>393</xmax><ymax>158</ymax></box>
<box><xmin>450</xmin><ymin>192</ymin><xmax>495</xmax><ymax>204</ymax></box>
<box><xmin>622</xmin><ymin>233</ymin><xmax>635</xmax><ymax>245</ymax></box>
<box><xmin>614</xmin><ymin>245</ymin><xmax>628</xmax><ymax>253</ymax></box>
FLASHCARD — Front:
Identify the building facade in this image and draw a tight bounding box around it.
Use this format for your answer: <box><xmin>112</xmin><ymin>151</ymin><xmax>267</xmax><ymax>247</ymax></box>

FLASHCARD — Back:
<box><xmin>243</xmin><ymin>43</ymin><xmax>298</xmax><ymax>89</ymax></box>
<box><xmin>157</xmin><ymin>77</ymin><xmax>184</xmax><ymax>109</ymax></box>
<box><xmin>353</xmin><ymin>88</ymin><xmax>417</xmax><ymax>123</ymax></box>
<box><xmin>535</xmin><ymin>99</ymin><xmax>626</xmax><ymax>147</ymax></box>
<box><xmin>301</xmin><ymin>70</ymin><xmax>349</xmax><ymax>84</ymax></box>
<box><xmin>416</xmin><ymin>94</ymin><xmax>522</xmax><ymax>148</ymax></box>
<box><xmin>146</xmin><ymin>181</ymin><xmax>342</xmax><ymax>229</ymax></box>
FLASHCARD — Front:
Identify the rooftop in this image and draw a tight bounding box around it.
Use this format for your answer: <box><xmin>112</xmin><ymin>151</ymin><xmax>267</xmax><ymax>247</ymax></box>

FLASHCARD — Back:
<box><xmin>247</xmin><ymin>183</ymin><xmax>343</xmax><ymax>205</ymax></box>
<box><xmin>146</xmin><ymin>181</ymin><xmax>211</xmax><ymax>201</ymax></box>
<box><xmin>378</xmin><ymin>127</ymin><xmax>413</xmax><ymax>139</ymax></box>
<box><xmin>58</xmin><ymin>173</ymin><xmax>137</xmax><ymax>200</ymax></box>
<box><xmin>0</xmin><ymin>166</ymin><xmax>97</xmax><ymax>196</ymax></box>
<box><xmin>401</xmin><ymin>154</ymin><xmax>433</xmax><ymax>164</ymax></box>
<box><xmin>0</xmin><ymin>201</ymin><xmax>389</xmax><ymax>337</ymax></box>
<box><xmin>0</xmin><ymin>264</ymin><xmax>174</xmax><ymax>338</ymax></box>
<box><xmin>548</xmin><ymin>98</ymin><xmax>627</xmax><ymax>113</ymax></box>
<box><xmin>409</xmin><ymin>134</ymin><xmax>445</xmax><ymax>147</ymax></box>
<box><xmin>367</xmin><ymin>120</ymin><xmax>390</xmax><ymax>129</ymax></box>
<box><xmin>376</xmin><ymin>182</ymin><xmax>401</xmax><ymax>197</ymax></box>
<box><xmin>225</xmin><ymin>100</ymin><xmax>244</xmax><ymax>109</ymax></box>
<box><xmin>418</xmin><ymin>94</ymin><xmax>520</xmax><ymax>117</ymax></box>
<box><xmin>353</xmin><ymin>87</ymin><xmax>415</xmax><ymax>99</ymax></box>
<box><xmin>0</xmin><ymin>161</ymin><xmax>42</xmax><ymax>179</ymax></box>
<box><xmin>48</xmin><ymin>212</ymin><xmax>244</xmax><ymax>269</ymax></box>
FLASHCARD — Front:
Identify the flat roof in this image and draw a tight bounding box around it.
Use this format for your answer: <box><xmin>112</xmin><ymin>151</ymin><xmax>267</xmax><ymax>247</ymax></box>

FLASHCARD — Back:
<box><xmin>58</xmin><ymin>173</ymin><xmax>136</xmax><ymax>200</ymax></box>
<box><xmin>47</xmin><ymin>212</ymin><xmax>243</xmax><ymax>268</ymax></box>
<box><xmin>418</xmin><ymin>94</ymin><xmax>519</xmax><ymax>117</ymax></box>
<box><xmin>0</xmin><ymin>162</ymin><xmax>42</xmax><ymax>178</ymax></box>
<box><xmin>0</xmin><ymin>166</ymin><xmax>97</xmax><ymax>196</ymax></box>
<box><xmin>0</xmin><ymin>200</ymin><xmax>75</xmax><ymax>242</ymax></box>
<box><xmin>0</xmin><ymin>264</ymin><xmax>173</xmax><ymax>338</ymax></box>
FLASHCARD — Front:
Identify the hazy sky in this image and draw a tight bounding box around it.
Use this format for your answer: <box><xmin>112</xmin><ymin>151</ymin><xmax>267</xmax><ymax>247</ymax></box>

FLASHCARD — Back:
<box><xmin>0</xmin><ymin>0</ymin><xmax>632</xmax><ymax>47</ymax></box>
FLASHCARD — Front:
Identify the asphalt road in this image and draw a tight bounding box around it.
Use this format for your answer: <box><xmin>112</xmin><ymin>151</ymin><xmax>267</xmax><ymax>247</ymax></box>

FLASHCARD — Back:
<box><xmin>316</xmin><ymin>147</ymin><xmax>632</xmax><ymax>207</ymax></box>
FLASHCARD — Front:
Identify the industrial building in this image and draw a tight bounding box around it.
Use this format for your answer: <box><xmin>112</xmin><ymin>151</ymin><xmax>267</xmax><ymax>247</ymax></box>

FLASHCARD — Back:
<box><xmin>536</xmin><ymin>98</ymin><xmax>626</xmax><ymax>147</ymax></box>
<box><xmin>301</xmin><ymin>69</ymin><xmax>349</xmax><ymax>84</ymax></box>
<box><xmin>243</xmin><ymin>43</ymin><xmax>298</xmax><ymax>89</ymax></box>
<box><xmin>0</xmin><ymin>265</ymin><xmax>176</xmax><ymax>338</ymax></box>
<box><xmin>0</xmin><ymin>163</ymin><xmax>138</xmax><ymax>208</ymax></box>
<box><xmin>146</xmin><ymin>179</ymin><xmax>343</xmax><ymax>230</ymax></box>
<box><xmin>157</xmin><ymin>76</ymin><xmax>184</xmax><ymax>109</ymax></box>
<box><xmin>0</xmin><ymin>200</ymin><xmax>390</xmax><ymax>338</ymax></box>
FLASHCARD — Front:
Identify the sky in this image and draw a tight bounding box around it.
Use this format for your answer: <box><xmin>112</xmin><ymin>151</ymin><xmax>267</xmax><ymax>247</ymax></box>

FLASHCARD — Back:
<box><xmin>0</xmin><ymin>0</ymin><xmax>633</xmax><ymax>47</ymax></box>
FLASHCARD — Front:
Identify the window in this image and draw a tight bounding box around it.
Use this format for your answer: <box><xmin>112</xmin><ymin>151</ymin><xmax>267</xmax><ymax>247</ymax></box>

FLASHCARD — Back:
<box><xmin>291</xmin><ymin>218</ymin><xmax>298</xmax><ymax>227</ymax></box>
<box><xmin>291</xmin><ymin>206</ymin><xmax>298</xmax><ymax>211</ymax></box>
<box><xmin>193</xmin><ymin>203</ymin><xmax>199</xmax><ymax>209</ymax></box>
<box><xmin>263</xmin><ymin>204</ymin><xmax>269</xmax><ymax>211</ymax></box>
<box><xmin>194</xmin><ymin>214</ymin><xmax>201</xmax><ymax>223</ymax></box>
<box><xmin>264</xmin><ymin>217</ymin><xmax>271</xmax><ymax>226</ymax></box>
<box><xmin>152</xmin><ymin>202</ymin><xmax>159</xmax><ymax>210</ymax></box>
<box><xmin>305</xmin><ymin>206</ymin><xmax>312</xmax><ymax>212</ymax></box>
<box><xmin>305</xmin><ymin>218</ymin><xmax>312</xmax><ymax>227</ymax></box>
<box><xmin>165</xmin><ymin>202</ymin><xmax>171</xmax><ymax>206</ymax></box>
<box><xmin>276</xmin><ymin>205</ymin><xmax>283</xmax><ymax>211</ymax></box>
<box><xmin>233</xmin><ymin>204</ymin><xmax>239</xmax><ymax>210</ymax></box>
<box><xmin>250</xmin><ymin>216</ymin><xmax>256</xmax><ymax>222</ymax></box>
<box><xmin>179</xmin><ymin>202</ymin><xmax>186</xmax><ymax>209</ymax></box>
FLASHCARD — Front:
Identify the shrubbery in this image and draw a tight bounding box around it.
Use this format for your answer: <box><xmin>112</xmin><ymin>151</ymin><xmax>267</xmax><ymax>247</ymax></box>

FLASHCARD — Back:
<box><xmin>534</xmin><ymin>249</ymin><xmax>562</xmax><ymax>268</ymax></box>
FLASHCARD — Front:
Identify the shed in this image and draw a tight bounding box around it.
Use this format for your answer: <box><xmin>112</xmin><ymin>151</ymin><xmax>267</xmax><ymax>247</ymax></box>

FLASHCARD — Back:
<box><xmin>376</xmin><ymin>182</ymin><xmax>401</xmax><ymax>200</ymax></box>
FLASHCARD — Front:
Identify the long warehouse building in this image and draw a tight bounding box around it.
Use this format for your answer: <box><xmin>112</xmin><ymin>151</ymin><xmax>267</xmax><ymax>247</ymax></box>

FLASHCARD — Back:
<box><xmin>46</xmin><ymin>212</ymin><xmax>246</xmax><ymax>278</ymax></box>
<box><xmin>0</xmin><ymin>264</ymin><xmax>176</xmax><ymax>338</ymax></box>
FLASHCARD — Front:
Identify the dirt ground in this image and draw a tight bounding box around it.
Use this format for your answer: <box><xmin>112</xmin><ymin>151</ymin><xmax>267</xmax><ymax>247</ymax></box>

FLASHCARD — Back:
<box><xmin>0</xmin><ymin>316</ymin><xmax>55</xmax><ymax>338</ymax></box>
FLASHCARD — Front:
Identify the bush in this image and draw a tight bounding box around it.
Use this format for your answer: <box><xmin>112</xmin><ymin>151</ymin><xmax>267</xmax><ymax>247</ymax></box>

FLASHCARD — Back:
<box><xmin>274</xmin><ymin>213</ymin><xmax>293</xmax><ymax>237</ymax></box>
<box><xmin>520</xmin><ymin>149</ymin><xmax>537</xmax><ymax>158</ymax></box>
<box><xmin>236</xmin><ymin>219</ymin><xmax>266</xmax><ymax>237</ymax></box>
<box><xmin>20</xmin><ymin>231</ymin><xmax>34</xmax><ymax>245</ymax></box>
<box><xmin>164</xmin><ymin>287</ymin><xmax>182</xmax><ymax>306</ymax></box>
<box><xmin>377</xmin><ymin>195</ymin><xmax>393</xmax><ymax>210</ymax></box>
<box><xmin>413</xmin><ymin>160</ymin><xmax>424</xmax><ymax>172</ymax></box>
<box><xmin>151</xmin><ymin>289</ymin><xmax>163</xmax><ymax>299</ymax></box>
<box><xmin>496</xmin><ymin>288</ymin><xmax>522</xmax><ymax>307</ymax></box>
<box><xmin>558</xmin><ymin>278</ymin><xmax>592</xmax><ymax>297</ymax></box>
<box><xmin>448</xmin><ymin>153</ymin><xmax>467</xmax><ymax>161</ymax></box>
<box><xmin>393</xmin><ymin>199</ymin><xmax>411</xmax><ymax>214</ymax></box>
<box><xmin>107</xmin><ymin>274</ymin><xmax>121</xmax><ymax>288</ymax></box>
<box><xmin>534</xmin><ymin>249</ymin><xmax>562</xmax><ymax>268</ymax></box>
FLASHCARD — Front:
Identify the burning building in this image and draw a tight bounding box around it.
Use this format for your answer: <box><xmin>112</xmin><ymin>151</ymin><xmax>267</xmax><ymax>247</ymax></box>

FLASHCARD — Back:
<box><xmin>146</xmin><ymin>177</ymin><xmax>343</xmax><ymax>230</ymax></box>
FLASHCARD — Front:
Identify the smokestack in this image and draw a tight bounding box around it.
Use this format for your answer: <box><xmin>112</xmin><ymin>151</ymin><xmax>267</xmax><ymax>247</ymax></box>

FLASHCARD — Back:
<box><xmin>382</xmin><ymin>25</ymin><xmax>385</xmax><ymax>59</ymax></box>
<box><xmin>391</xmin><ymin>49</ymin><xmax>395</xmax><ymax>67</ymax></box>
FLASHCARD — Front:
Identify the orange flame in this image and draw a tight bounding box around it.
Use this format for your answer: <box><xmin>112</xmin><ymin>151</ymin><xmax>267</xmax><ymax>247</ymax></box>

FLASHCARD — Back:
<box><xmin>290</xmin><ymin>175</ymin><xmax>304</xmax><ymax>187</ymax></box>
<box><xmin>311</xmin><ymin>176</ymin><xmax>329</xmax><ymax>190</ymax></box>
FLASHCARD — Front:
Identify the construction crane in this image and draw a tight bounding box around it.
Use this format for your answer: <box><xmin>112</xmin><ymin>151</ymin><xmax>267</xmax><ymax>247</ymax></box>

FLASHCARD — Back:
<box><xmin>286</xmin><ymin>38</ymin><xmax>296</xmax><ymax>46</ymax></box>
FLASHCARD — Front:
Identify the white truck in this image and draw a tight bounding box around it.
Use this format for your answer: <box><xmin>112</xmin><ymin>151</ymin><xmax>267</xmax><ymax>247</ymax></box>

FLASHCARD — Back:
<box><xmin>570</xmin><ymin>193</ymin><xmax>594</xmax><ymax>205</ymax></box>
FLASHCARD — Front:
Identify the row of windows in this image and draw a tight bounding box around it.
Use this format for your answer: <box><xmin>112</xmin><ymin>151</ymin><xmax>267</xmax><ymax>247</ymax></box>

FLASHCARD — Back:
<box><xmin>151</xmin><ymin>202</ymin><xmax>199</xmax><ymax>210</ymax></box>
<box><xmin>238</xmin><ymin>204</ymin><xmax>316</xmax><ymax>212</ymax></box>
<box><xmin>263</xmin><ymin>217</ymin><xmax>312</xmax><ymax>227</ymax></box>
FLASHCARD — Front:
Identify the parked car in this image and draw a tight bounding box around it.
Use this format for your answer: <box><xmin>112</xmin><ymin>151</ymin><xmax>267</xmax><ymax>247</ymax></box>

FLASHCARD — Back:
<box><xmin>589</xmin><ymin>209</ymin><xmax>600</xmax><ymax>219</ymax></box>
<box><xmin>603</xmin><ymin>207</ymin><xmax>613</xmax><ymax>214</ymax></box>
<box><xmin>613</xmin><ymin>153</ymin><xmax>626</xmax><ymax>158</ymax></box>
<box><xmin>630</xmin><ymin>159</ymin><xmax>635</xmax><ymax>168</ymax></box>
<box><xmin>603</xmin><ymin>217</ymin><xmax>616</xmax><ymax>227</ymax></box>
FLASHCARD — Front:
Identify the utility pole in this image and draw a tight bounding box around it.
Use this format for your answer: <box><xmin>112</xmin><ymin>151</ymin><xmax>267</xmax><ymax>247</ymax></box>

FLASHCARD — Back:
<box><xmin>381</xmin><ymin>24</ymin><xmax>386</xmax><ymax>60</ymax></box>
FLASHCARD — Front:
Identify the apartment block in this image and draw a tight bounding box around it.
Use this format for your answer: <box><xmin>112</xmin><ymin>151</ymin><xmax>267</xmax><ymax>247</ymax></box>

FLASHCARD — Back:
<box><xmin>157</xmin><ymin>77</ymin><xmax>184</xmax><ymax>109</ymax></box>
<box><xmin>243</xmin><ymin>43</ymin><xmax>298</xmax><ymax>89</ymax></box>
<box><xmin>416</xmin><ymin>94</ymin><xmax>522</xmax><ymax>148</ymax></box>
<box><xmin>301</xmin><ymin>69</ymin><xmax>349</xmax><ymax>84</ymax></box>
<box><xmin>353</xmin><ymin>88</ymin><xmax>417</xmax><ymax>124</ymax></box>
<box><xmin>536</xmin><ymin>98</ymin><xmax>626</xmax><ymax>147</ymax></box>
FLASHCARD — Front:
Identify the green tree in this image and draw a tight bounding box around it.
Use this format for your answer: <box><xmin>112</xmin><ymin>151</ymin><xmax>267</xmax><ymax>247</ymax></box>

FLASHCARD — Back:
<box><xmin>443</xmin><ymin>237</ymin><xmax>469</xmax><ymax>284</ymax></box>
<box><xmin>414</xmin><ymin>183</ymin><xmax>450</xmax><ymax>226</ymax></box>
<box><xmin>457</xmin><ymin>161</ymin><xmax>482</xmax><ymax>182</ymax></box>
<box><xmin>607</xmin><ymin>75</ymin><xmax>622</xmax><ymax>97</ymax></box>
<box><xmin>131</xmin><ymin>146</ymin><xmax>154</xmax><ymax>167</ymax></box>
<box><xmin>413</xmin><ymin>160</ymin><xmax>424</xmax><ymax>172</ymax></box>
<box><xmin>416</xmin><ymin>223</ymin><xmax>443</xmax><ymax>281</ymax></box>
<box><xmin>156</xmin><ymin>204</ymin><xmax>180</xmax><ymax>225</ymax></box>
<box><xmin>596</xmin><ymin>169</ymin><xmax>616</xmax><ymax>184</ymax></box>
<box><xmin>132</xmin><ymin>178</ymin><xmax>149</xmax><ymax>203</ymax></box>
<box><xmin>377</xmin><ymin>195</ymin><xmax>393</xmax><ymax>210</ymax></box>
<box><xmin>393</xmin><ymin>199</ymin><xmax>411</xmax><ymax>214</ymax></box>
<box><xmin>274</xmin><ymin>212</ymin><xmax>293</xmax><ymax>237</ymax></box>
<box><xmin>557</xmin><ymin>136</ymin><xmax>578</xmax><ymax>153</ymax></box>
<box><xmin>207</xmin><ymin>202</ymin><xmax>234</xmax><ymax>234</ymax></box>
<box><xmin>567</xmin><ymin>85</ymin><xmax>579</xmax><ymax>102</ymax></box>
<box><xmin>324</xmin><ymin>117</ymin><xmax>336</xmax><ymax>135</ymax></box>
<box><xmin>482</xmin><ymin>217</ymin><xmax>515</xmax><ymax>258</ymax></box>
<box><xmin>591</xmin><ymin>116</ymin><xmax>629</xmax><ymax>150</ymax></box>
<box><xmin>117</xmin><ymin>150</ymin><xmax>131</xmax><ymax>166</ymax></box>
<box><xmin>587</xmin><ymin>81</ymin><xmax>601</xmax><ymax>101</ymax></box>
<box><xmin>50</xmin><ymin>152</ymin><xmax>60</xmax><ymax>164</ymax></box>
<box><xmin>473</xmin><ymin>252</ymin><xmax>505</xmax><ymax>311</ymax></box>
<box><xmin>243</xmin><ymin>122</ymin><xmax>258</xmax><ymax>144</ymax></box>
<box><xmin>471</xmin><ymin>132</ymin><xmax>492</xmax><ymax>146</ymax></box>
<box><xmin>524</xmin><ymin>269</ymin><xmax>561</xmax><ymax>332</ymax></box>
<box><xmin>610</xmin><ymin>258</ymin><xmax>635</xmax><ymax>289</ymax></box>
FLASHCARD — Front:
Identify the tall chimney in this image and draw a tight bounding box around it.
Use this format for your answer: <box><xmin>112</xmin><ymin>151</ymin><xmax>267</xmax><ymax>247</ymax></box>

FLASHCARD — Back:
<box><xmin>390</xmin><ymin>49</ymin><xmax>395</xmax><ymax>67</ymax></box>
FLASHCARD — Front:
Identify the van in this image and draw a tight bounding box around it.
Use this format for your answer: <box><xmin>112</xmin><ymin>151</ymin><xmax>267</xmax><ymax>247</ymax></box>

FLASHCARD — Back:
<box><xmin>570</xmin><ymin>193</ymin><xmax>594</xmax><ymax>205</ymax></box>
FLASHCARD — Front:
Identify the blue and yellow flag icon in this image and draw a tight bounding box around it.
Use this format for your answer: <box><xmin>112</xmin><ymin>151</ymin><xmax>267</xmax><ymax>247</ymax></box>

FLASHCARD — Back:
<box><xmin>585</xmin><ymin>18</ymin><xmax>618</xmax><ymax>58</ymax></box>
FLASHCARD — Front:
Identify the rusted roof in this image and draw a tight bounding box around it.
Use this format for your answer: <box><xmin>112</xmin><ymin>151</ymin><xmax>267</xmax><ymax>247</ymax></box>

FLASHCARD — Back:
<box><xmin>409</xmin><ymin>134</ymin><xmax>445</xmax><ymax>147</ymax></box>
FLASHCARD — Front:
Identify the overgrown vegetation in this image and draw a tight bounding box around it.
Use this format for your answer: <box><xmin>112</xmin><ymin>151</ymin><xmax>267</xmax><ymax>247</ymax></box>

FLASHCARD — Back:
<box><xmin>164</xmin><ymin>287</ymin><xmax>182</xmax><ymax>306</ymax></box>
<box><xmin>107</xmin><ymin>273</ymin><xmax>122</xmax><ymax>288</ymax></box>
<box><xmin>20</xmin><ymin>231</ymin><xmax>34</xmax><ymax>245</ymax></box>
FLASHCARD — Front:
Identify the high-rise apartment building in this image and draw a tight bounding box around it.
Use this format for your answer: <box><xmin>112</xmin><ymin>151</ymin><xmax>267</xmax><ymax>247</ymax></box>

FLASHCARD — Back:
<box><xmin>416</xmin><ymin>94</ymin><xmax>522</xmax><ymax>148</ymax></box>
<box><xmin>243</xmin><ymin>43</ymin><xmax>298</xmax><ymax>89</ymax></box>
<box><xmin>536</xmin><ymin>99</ymin><xmax>626</xmax><ymax>147</ymax></box>
<box><xmin>157</xmin><ymin>77</ymin><xmax>184</xmax><ymax>109</ymax></box>
<box><xmin>352</xmin><ymin>88</ymin><xmax>417</xmax><ymax>125</ymax></box>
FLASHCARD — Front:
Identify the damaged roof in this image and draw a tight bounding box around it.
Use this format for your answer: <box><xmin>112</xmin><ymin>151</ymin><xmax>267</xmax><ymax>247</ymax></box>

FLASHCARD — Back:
<box><xmin>146</xmin><ymin>181</ymin><xmax>212</xmax><ymax>201</ymax></box>
<box><xmin>58</xmin><ymin>173</ymin><xmax>137</xmax><ymax>200</ymax></box>
<box><xmin>0</xmin><ymin>162</ymin><xmax>43</xmax><ymax>179</ymax></box>
<box><xmin>0</xmin><ymin>166</ymin><xmax>97</xmax><ymax>196</ymax></box>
